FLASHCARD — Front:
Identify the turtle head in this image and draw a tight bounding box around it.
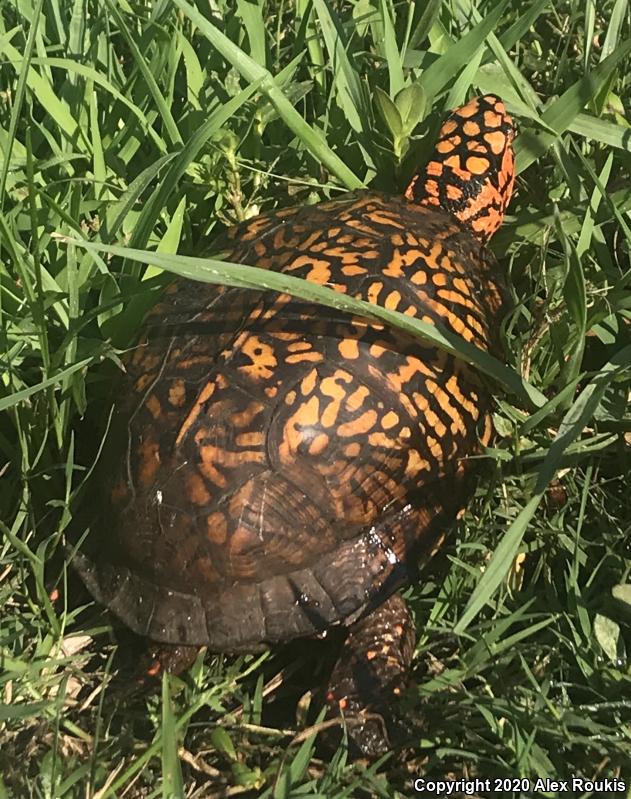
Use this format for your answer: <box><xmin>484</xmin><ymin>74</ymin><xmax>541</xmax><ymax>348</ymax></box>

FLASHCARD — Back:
<box><xmin>405</xmin><ymin>94</ymin><xmax>515</xmax><ymax>244</ymax></box>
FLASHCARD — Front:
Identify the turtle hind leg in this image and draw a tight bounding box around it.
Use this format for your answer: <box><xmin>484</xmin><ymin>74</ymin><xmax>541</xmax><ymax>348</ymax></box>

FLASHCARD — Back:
<box><xmin>109</xmin><ymin>624</ymin><xmax>201</xmax><ymax>688</ymax></box>
<box><xmin>323</xmin><ymin>591</ymin><xmax>416</xmax><ymax>758</ymax></box>
<box><xmin>143</xmin><ymin>643</ymin><xmax>201</xmax><ymax>679</ymax></box>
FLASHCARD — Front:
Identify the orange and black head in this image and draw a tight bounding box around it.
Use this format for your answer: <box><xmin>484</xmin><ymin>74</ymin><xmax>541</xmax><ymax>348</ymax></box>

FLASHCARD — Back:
<box><xmin>406</xmin><ymin>94</ymin><xmax>515</xmax><ymax>244</ymax></box>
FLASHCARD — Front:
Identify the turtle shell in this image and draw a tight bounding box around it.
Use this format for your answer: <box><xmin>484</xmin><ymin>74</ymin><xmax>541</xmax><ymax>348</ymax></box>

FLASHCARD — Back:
<box><xmin>75</xmin><ymin>191</ymin><xmax>507</xmax><ymax>650</ymax></box>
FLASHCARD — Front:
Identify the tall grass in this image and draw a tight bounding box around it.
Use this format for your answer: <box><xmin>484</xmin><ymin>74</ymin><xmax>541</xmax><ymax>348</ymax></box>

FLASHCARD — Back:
<box><xmin>1</xmin><ymin>0</ymin><xmax>630</xmax><ymax>795</ymax></box>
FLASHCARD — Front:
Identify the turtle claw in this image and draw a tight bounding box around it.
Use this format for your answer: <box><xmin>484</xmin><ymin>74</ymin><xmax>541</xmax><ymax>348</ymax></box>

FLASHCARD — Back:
<box><xmin>137</xmin><ymin>644</ymin><xmax>201</xmax><ymax>685</ymax></box>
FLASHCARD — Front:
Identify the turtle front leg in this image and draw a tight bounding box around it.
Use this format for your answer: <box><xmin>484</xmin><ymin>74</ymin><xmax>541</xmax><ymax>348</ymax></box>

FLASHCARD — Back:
<box><xmin>324</xmin><ymin>592</ymin><xmax>416</xmax><ymax>757</ymax></box>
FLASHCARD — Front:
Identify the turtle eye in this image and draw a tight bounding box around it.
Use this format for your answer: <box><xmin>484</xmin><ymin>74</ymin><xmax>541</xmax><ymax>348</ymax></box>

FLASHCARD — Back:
<box><xmin>405</xmin><ymin>94</ymin><xmax>516</xmax><ymax>244</ymax></box>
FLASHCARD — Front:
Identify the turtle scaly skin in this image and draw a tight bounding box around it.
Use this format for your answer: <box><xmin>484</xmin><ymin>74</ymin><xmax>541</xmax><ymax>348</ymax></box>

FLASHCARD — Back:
<box><xmin>74</xmin><ymin>95</ymin><xmax>515</xmax><ymax>755</ymax></box>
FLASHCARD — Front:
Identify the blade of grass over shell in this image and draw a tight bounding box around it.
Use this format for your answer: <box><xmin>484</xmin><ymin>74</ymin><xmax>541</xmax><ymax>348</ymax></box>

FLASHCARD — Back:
<box><xmin>454</xmin><ymin>344</ymin><xmax>631</xmax><ymax>634</ymax></box>
<box><xmin>172</xmin><ymin>0</ymin><xmax>363</xmax><ymax>189</ymax></box>
<box><xmin>61</xmin><ymin>238</ymin><xmax>547</xmax><ymax>410</ymax></box>
<box><xmin>4</xmin><ymin>0</ymin><xmax>631</xmax><ymax>788</ymax></box>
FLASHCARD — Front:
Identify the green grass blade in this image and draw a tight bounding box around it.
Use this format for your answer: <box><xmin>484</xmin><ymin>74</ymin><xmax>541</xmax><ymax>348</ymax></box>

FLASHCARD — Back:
<box><xmin>161</xmin><ymin>674</ymin><xmax>184</xmax><ymax>799</ymax></box>
<box><xmin>171</xmin><ymin>0</ymin><xmax>363</xmax><ymax>189</ymax></box>
<box><xmin>67</xmin><ymin>0</ymin><xmax>85</xmax><ymax>85</ymax></box>
<box><xmin>455</xmin><ymin>345</ymin><xmax>631</xmax><ymax>634</ymax></box>
<box><xmin>600</xmin><ymin>0</ymin><xmax>627</xmax><ymax>62</ymax></box>
<box><xmin>144</xmin><ymin>196</ymin><xmax>186</xmax><ymax>280</ymax></box>
<box><xmin>236</xmin><ymin>0</ymin><xmax>267</xmax><ymax>67</ymax></box>
<box><xmin>0</xmin><ymin>39</ymin><xmax>82</xmax><ymax>146</ymax></box>
<box><xmin>62</xmin><ymin>237</ymin><xmax>547</xmax><ymax>409</ymax></box>
<box><xmin>0</xmin><ymin>1</ymin><xmax>44</xmax><ymax>207</ymax></box>
<box><xmin>0</xmin><ymin>357</ymin><xmax>93</xmax><ymax>412</ymax></box>
<box><xmin>499</xmin><ymin>0</ymin><xmax>551</xmax><ymax>51</ymax></box>
<box><xmin>465</xmin><ymin>0</ymin><xmax>542</xmax><ymax>110</ymax></box>
<box><xmin>177</xmin><ymin>32</ymin><xmax>203</xmax><ymax>109</ymax></box>
<box><xmin>379</xmin><ymin>0</ymin><xmax>404</xmax><ymax>98</ymax></box>
<box><xmin>106</xmin><ymin>1</ymin><xmax>182</xmax><ymax>147</ymax></box>
<box><xmin>88</xmin><ymin>85</ymin><xmax>106</xmax><ymax>200</ymax></box>
<box><xmin>516</xmin><ymin>39</ymin><xmax>631</xmax><ymax>171</ymax></box>
<box><xmin>420</xmin><ymin>0</ymin><xmax>509</xmax><ymax>101</ymax></box>
<box><xmin>310</xmin><ymin>0</ymin><xmax>367</xmax><ymax>133</ymax></box>
<box><xmin>408</xmin><ymin>0</ymin><xmax>441</xmax><ymax>49</ymax></box>
<box><xmin>106</xmin><ymin>153</ymin><xmax>177</xmax><ymax>240</ymax></box>
<box><xmin>572</xmin><ymin>141</ymin><xmax>631</xmax><ymax>254</ymax></box>
<box><xmin>519</xmin><ymin>379</ymin><xmax>581</xmax><ymax>436</ymax></box>
<box><xmin>128</xmin><ymin>78</ymin><xmax>263</xmax><ymax>251</ymax></box>
<box><xmin>0</xmin><ymin>701</ymin><xmax>54</xmax><ymax>721</ymax></box>
<box><xmin>568</xmin><ymin>113</ymin><xmax>631</xmax><ymax>153</ymax></box>
<box><xmin>25</xmin><ymin>125</ymin><xmax>50</xmax><ymax>372</ymax></box>
<box><xmin>576</xmin><ymin>151</ymin><xmax>613</xmax><ymax>258</ymax></box>
<box><xmin>31</xmin><ymin>56</ymin><xmax>170</xmax><ymax>152</ymax></box>
<box><xmin>555</xmin><ymin>207</ymin><xmax>587</xmax><ymax>386</ymax></box>
<box><xmin>295</xmin><ymin>0</ymin><xmax>326</xmax><ymax>90</ymax></box>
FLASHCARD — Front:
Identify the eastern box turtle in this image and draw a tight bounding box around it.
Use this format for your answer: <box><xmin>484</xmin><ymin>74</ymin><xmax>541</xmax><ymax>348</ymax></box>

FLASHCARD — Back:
<box><xmin>74</xmin><ymin>94</ymin><xmax>515</xmax><ymax>755</ymax></box>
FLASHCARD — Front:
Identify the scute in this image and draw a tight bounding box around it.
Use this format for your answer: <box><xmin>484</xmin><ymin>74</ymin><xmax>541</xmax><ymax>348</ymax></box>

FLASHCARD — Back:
<box><xmin>75</xmin><ymin>192</ymin><xmax>507</xmax><ymax>648</ymax></box>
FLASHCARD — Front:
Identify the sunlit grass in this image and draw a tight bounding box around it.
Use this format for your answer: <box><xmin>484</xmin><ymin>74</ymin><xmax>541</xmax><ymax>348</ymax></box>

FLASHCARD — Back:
<box><xmin>1</xmin><ymin>0</ymin><xmax>631</xmax><ymax>795</ymax></box>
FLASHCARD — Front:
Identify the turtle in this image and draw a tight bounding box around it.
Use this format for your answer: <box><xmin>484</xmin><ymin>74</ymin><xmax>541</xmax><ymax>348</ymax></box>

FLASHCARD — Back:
<box><xmin>73</xmin><ymin>93</ymin><xmax>515</xmax><ymax>756</ymax></box>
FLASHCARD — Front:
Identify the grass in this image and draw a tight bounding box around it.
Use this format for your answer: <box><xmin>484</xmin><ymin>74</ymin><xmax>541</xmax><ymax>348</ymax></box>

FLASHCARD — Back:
<box><xmin>1</xmin><ymin>0</ymin><xmax>631</xmax><ymax>796</ymax></box>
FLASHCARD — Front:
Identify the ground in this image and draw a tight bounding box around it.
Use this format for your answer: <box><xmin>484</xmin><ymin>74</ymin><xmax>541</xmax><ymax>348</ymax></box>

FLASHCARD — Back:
<box><xmin>1</xmin><ymin>0</ymin><xmax>631</xmax><ymax>797</ymax></box>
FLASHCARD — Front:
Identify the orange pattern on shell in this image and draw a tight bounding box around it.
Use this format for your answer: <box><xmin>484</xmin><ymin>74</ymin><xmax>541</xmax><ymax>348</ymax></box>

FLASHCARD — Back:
<box><xmin>74</xmin><ymin>97</ymin><xmax>515</xmax><ymax>655</ymax></box>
